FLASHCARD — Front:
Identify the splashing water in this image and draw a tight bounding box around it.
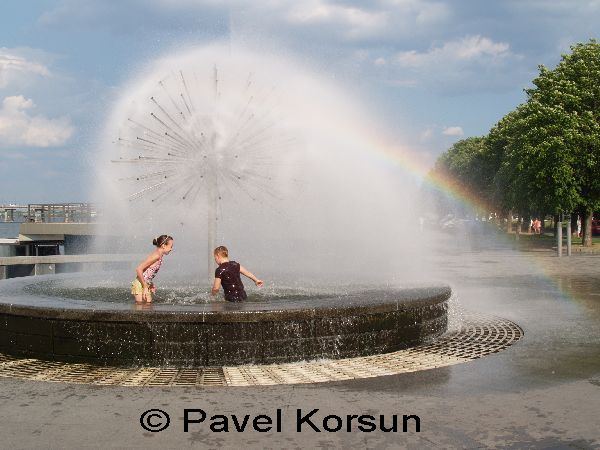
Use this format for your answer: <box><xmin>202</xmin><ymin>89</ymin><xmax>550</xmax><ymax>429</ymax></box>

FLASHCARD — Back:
<box><xmin>95</xmin><ymin>44</ymin><xmax>424</xmax><ymax>287</ymax></box>
<box><xmin>110</xmin><ymin>61</ymin><xmax>299</xmax><ymax>278</ymax></box>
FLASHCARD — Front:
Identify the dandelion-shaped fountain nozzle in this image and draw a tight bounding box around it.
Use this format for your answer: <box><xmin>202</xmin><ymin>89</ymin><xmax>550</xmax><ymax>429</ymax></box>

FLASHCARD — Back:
<box><xmin>111</xmin><ymin>58</ymin><xmax>299</xmax><ymax>280</ymax></box>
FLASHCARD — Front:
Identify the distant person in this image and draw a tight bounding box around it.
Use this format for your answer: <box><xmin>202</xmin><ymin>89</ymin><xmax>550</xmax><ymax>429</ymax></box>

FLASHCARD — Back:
<box><xmin>533</xmin><ymin>218</ymin><xmax>542</xmax><ymax>235</ymax></box>
<box><xmin>529</xmin><ymin>218</ymin><xmax>534</xmax><ymax>233</ymax></box>
<box><xmin>211</xmin><ymin>246</ymin><xmax>263</xmax><ymax>302</ymax></box>
<box><xmin>132</xmin><ymin>234</ymin><xmax>173</xmax><ymax>303</ymax></box>
<box><xmin>577</xmin><ymin>216</ymin><xmax>582</xmax><ymax>237</ymax></box>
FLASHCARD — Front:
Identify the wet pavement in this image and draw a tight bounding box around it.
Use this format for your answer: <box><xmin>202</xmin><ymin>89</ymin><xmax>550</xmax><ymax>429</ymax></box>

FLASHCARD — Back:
<box><xmin>0</xmin><ymin>244</ymin><xmax>599</xmax><ymax>449</ymax></box>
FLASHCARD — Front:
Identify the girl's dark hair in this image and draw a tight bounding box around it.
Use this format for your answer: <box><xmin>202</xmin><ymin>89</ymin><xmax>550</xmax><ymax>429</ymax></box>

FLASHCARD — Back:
<box><xmin>153</xmin><ymin>235</ymin><xmax>173</xmax><ymax>247</ymax></box>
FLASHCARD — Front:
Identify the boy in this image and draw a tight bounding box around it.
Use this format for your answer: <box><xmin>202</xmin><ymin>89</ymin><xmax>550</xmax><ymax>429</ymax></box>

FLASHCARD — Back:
<box><xmin>211</xmin><ymin>246</ymin><xmax>263</xmax><ymax>302</ymax></box>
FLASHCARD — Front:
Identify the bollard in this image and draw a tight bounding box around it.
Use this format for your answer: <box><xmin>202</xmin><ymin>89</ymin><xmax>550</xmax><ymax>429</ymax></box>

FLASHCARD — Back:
<box><xmin>566</xmin><ymin>220</ymin><xmax>572</xmax><ymax>256</ymax></box>
<box><xmin>557</xmin><ymin>220</ymin><xmax>562</xmax><ymax>257</ymax></box>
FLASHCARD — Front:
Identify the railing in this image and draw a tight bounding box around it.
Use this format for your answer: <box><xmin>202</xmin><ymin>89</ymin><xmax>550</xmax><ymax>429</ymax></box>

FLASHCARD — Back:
<box><xmin>0</xmin><ymin>253</ymin><xmax>141</xmax><ymax>280</ymax></box>
<box><xmin>0</xmin><ymin>254</ymin><xmax>139</xmax><ymax>265</ymax></box>
<box><xmin>0</xmin><ymin>205</ymin><xmax>27</xmax><ymax>222</ymax></box>
<box><xmin>1</xmin><ymin>203</ymin><xmax>99</xmax><ymax>223</ymax></box>
<box><xmin>25</xmin><ymin>203</ymin><xmax>98</xmax><ymax>223</ymax></box>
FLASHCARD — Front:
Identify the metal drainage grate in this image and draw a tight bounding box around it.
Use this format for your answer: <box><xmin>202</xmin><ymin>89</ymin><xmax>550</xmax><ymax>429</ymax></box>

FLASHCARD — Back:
<box><xmin>0</xmin><ymin>313</ymin><xmax>522</xmax><ymax>387</ymax></box>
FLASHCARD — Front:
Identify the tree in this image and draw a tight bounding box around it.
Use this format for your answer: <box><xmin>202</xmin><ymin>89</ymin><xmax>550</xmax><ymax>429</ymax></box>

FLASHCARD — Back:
<box><xmin>525</xmin><ymin>40</ymin><xmax>600</xmax><ymax>246</ymax></box>
<box><xmin>493</xmin><ymin>100</ymin><xmax>581</xmax><ymax>216</ymax></box>
<box><xmin>432</xmin><ymin>136</ymin><xmax>498</xmax><ymax>214</ymax></box>
<box><xmin>487</xmin><ymin>40</ymin><xmax>600</xmax><ymax>245</ymax></box>
<box><xmin>432</xmin><ymin>40</ymin><xmax>600</xmax><ymax>245</ymax></box>
<box><xmin>488</xmin><ymin>107</ymin><xmax>527</xmax><ymax>214</ymax></box>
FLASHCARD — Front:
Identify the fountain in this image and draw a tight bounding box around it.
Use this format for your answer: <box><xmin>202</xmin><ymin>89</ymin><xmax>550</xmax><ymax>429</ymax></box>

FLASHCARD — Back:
<box><xmin>0</xmin><ymin>274</ymin><xmax>449</xmax><ymax>366</ymax></box>
<box><xmin>0</xmin><ymin>45</ymin><xmax>450</xmax><ymax>367</ymax></box>
<box><xmin>110</xmin><ymin>62</ymin><xmax>299</xmax><ymax>281</ymax></box>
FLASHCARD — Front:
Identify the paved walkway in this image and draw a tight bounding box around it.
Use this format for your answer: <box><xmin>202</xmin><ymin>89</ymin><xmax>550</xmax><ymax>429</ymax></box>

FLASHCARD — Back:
<box><xmin>0</xmin><ymin>243</ymin><xmax>599</xmax><ymax>449</ymax></box>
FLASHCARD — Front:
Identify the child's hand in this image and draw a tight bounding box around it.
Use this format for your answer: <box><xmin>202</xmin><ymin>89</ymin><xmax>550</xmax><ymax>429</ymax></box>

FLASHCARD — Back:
<box><xmin>142</xmin><ymin>286</ymin><xmax>149</xmax><ymax>301</ymax></box>
<box><xmin>255</xmin><ymin>279</ymin><xmax>264</xmax><ymax>288</ymax></box>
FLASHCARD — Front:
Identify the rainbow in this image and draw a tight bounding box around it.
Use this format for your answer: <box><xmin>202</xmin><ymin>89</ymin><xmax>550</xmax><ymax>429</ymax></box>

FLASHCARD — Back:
<box><xmin>359</xmin><ymin>132</ymin><xmax>494</xmax><ymax>214</ymax></box>
<box><xmin>358</xmin><ymin>134</ymin><xmax>591</xmax><ymax>306</ymax></box>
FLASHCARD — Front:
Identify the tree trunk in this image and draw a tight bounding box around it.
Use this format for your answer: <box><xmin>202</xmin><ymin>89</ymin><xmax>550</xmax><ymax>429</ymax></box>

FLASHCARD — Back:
<box><xmin>553</xmin><ymin>214</ymin><xmax>559</xmax><ymax>237</ymax></box>
<box><xmin>507</xmin><ymin>210</ymin><xmax>513</xmax><ymax>233</ymax></box>
<box><xmin>570</xmin><ymin>214</ymin><xmax>578</xmax><ymax>236</ymax></box>
<box><xmin>582</xmin><ymin>209</ymin><xmax>593</xmax><ymax>247</ymax></box>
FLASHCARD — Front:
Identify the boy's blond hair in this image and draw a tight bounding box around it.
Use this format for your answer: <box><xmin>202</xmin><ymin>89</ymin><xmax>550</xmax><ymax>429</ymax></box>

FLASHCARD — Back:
<box><xmin>214</xmin><ymin>246</ymin><xmax>228</xmax><ymax>257</ymax></box>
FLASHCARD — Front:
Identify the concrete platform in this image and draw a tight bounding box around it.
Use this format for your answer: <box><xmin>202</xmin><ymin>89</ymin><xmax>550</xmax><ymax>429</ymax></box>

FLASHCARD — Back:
<box><xmin>0</xmin><ymin>246</ymin><xmax>598</xmax><ymax>448</ymax></box>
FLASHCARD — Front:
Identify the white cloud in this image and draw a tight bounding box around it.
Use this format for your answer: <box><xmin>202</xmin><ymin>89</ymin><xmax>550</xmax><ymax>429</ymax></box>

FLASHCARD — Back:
<box><xmin>0</xmin><ymin>48</ymin><xmax>51</xmax><ymax>88</ymax></box>
<box><xmin>420</xmin><ymin>127</ymin><xmax>434</xmax><ymax>141</ymax></box>
<box><xmin>382</xmin><ymin>0</ymin><xmax>449</xmax><ymax>23</ymax></box>
<box><xmin>384</xmin><ymin>35</ymin><xmax>525</xmax><ymax>93</ymax></box>
<box><xmin>0</xmin><ymin>95</ymin><xmax>74</xmax><ymax>147</ymax></box>
<box><xmin>374</xmin><ymin>57</ymin><xmax>387</xmax><ymax>66</ymax></box>
<box><xmin>442</xmin><ymin>126</ymin><xmax>464</xmax><ymax>136</ymax></box>
<box><xmin>286</xmin><ymin>1</ymin><xmax>388</xmax><ymax>38</ymax></box>
<box><xmin>396</xmin><ymin>35</ymin><xmax>511</xmax><ymax>68</ymax></box>
<box><xmin>42</xmin><ymin>0</ymin><xmax>446</xmax><ymax>42</ymax></box>
<box><xmin>414</xmin><ymin>1</ymin><xmax>448</xmax><ymax>25</ymax></box>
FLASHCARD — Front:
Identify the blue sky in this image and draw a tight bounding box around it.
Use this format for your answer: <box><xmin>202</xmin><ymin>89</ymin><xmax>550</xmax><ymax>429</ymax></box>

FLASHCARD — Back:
<box><xmin>1</xmin><ymin>0</ymin><xmax>599</xmax><ymax>203</ymax></box>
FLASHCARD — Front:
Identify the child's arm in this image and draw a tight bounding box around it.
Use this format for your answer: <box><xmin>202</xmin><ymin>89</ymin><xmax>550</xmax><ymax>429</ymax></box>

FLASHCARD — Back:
<box><xmin>211</xmin><ymin>277</ymin><xmax>221</xmax><ymax>296</ymax></box>
<box><xmin>240</xmin><ymin>266</ymin><xmax>264</xmax><ymax>287</ymax></box>
<box><xmin>136</xmin><ymin>253</ymin><xmax>160</xmax><ymax>299</ymax></box>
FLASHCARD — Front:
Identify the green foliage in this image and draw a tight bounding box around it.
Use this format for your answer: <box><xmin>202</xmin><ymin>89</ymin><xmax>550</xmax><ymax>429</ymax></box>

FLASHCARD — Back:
<box><xmin>494</xmin><ymin>99</ymin><xmax>581</xmax><ymax>213</ymax></box>
<box><xmin>431</xmin><ymin>137</ymin><xmax>498</xmax><ymax>212</ymax></box>
<box><xmin>435</xmin><ymin>39</ymin><xmax>600</xmax><ymax>217</ymax></box>
<box><xmin>523</xmin><ymin>39</ymin><xmax>600</xmax><ymax>213</ymax></box>
<box><xmin>432</xmin><ymin>136</ymin><xmax>497</xmax><ymax>213</ymax></box>
<box><xmin>435</xmin><ymin>137</ymin><xmax>487</xmax><ymax>189</ymax></box>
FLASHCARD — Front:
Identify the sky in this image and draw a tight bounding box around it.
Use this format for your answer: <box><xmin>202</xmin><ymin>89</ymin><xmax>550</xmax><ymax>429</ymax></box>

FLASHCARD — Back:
<box><xmin>0</xmin><ymin>0</ymin><xmax>599</xmax><ymax>203</ymax></box>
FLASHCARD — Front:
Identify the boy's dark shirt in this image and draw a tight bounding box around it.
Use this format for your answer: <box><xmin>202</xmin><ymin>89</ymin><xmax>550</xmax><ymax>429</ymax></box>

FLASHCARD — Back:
<box><xmin>215</xmin><ymin>261</ymin><xmax>247</xmax><ymax>302</ymax></box>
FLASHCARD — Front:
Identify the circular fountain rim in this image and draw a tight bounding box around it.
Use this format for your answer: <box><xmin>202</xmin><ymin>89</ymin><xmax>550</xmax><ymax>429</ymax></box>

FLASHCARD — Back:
<box><xmin>0</xmin><ymin>274</ymin><xmax>451</xmax><ymax>366</ymax></box>
<box><xmin>0</xmin><ymin>273</ymin><xmax>451</xmax><ymax>323</ymax></box>
<box><xmin>0</xmin><ymin>313</ymin><xmax>524</xmax><ymax>386</ymax></box>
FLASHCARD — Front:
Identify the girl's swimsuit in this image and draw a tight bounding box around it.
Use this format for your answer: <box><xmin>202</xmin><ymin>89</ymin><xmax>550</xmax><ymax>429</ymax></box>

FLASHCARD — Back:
<box><xmin>131</xmin><ymin>256</ymin><xmax>163</xmax><ymax>295</ymax></box>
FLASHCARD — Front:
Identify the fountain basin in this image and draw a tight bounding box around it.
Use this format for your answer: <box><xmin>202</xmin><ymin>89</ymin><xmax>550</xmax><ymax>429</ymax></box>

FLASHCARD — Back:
<box><xmin>0</xmin><ymin>274</ymin><xmax>450</xmax><ymax>366</ymax></box>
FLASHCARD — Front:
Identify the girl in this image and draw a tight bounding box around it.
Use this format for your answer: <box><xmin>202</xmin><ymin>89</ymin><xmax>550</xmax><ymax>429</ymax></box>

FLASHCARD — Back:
<box><xmin>131</xmin><ymin>234</ymin><xmax>173</xmax><ymax>303</ymax></box>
